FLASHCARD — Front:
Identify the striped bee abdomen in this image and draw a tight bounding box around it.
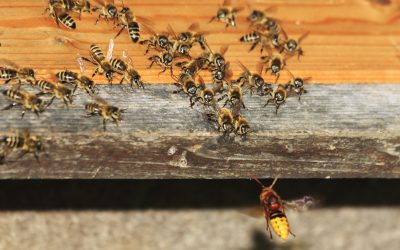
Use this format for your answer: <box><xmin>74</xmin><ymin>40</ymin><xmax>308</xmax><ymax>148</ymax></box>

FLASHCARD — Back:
<box><xmin>128</xmin><ymin>21</ymin><xmax>140</xmax><ymax>43</ymax></box>
<box><xmin>58</xmin><ymin>12</ymin><xmax>76</xmax><ymax>30</ymax></box>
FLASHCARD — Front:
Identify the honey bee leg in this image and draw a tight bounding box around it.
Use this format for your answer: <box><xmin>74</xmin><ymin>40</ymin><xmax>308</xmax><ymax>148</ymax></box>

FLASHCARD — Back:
<box><xmin>92</xmin><ymin>68</ymin><xmax>99</xmax><ymax>78</ymax></box>
<box><xmin>242</xmin><ymin>102</ymin><xmax>246</xmax><ymax>109</ymax></box>
<box><xmin>102</xmin><ymin>119</ymin><xmax>107</xmax><ymax>131</ymax></box>
<box><xmin>2</xmin><ymin>102</ymin><xmax>18</xmax><ymax>111</ymax></box>
<box><xmin>72</xmin><ymin>85</ymin><xmax>78</xmax><ymax>94</ymax></box>
<box><xmin>263</xmin><ymin>98</ymin><xmax>273</xmax><ymax>108</ymax></box>
<box><xmin>148</xmin><ymin>59</ymin><xmax>156</xmax><ymax>69</ymax></box>
<box><xmin>95</xmin><ymin>14</ymin><xmax>103</xmax><ymax>25</ymax></box>
<box><xmin>114</xmin><ymin>26</ymin><xmax>126</xmax><ymax>39</ymax></box>
<box><xmin>275</xmin><ymin>104</ymin><xmax>281</xmax><ymax>114</ymax></box>
<box><xmin>189</xmin><ymin>97</ymin><xmax>196</xmax><ymax>108</ymax></box>
<box><xmin>158</xmin><ymin>68</ymin><xmax>167</xmax><ymax>76</ymax></box>
<box><xmin>217</xmin><ymin>94</ymin><xmax>227</xmax><ymax>103</ymax></box>
<box><xmin>249</xmin><ymin>42</ymin><xmax>258</xmax><ymax>52</ymax></box>
<box><xmin>4</xmin><ymin>79</ymin><xmax>13</xmax><ymax>84</ymax></box>
<box><xmin>208</xmin><ymin>16</ymin><xmax>216</xmax><ymax>23</ymax></box>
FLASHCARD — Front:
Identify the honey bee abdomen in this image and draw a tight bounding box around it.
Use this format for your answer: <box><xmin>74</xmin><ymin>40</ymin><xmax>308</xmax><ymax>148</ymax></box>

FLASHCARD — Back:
<box><xmin>270</xmin><ymin>211</ymin><xmax>290</xmax><ymax>240</ymax></box>
<box><xmin>58</xmin><ymin>13</ymin><xmax>76</xmax><ymax>30</ymax></box>
<box><xmin>0</xmin><ymin>69</ymin><xmax>17</xmax><ymax>80</ymax></box>
<box><xmin>56</xmin><ymin>71</ymin><xmax>78</xmax><ymax>83</ymax></box>
<box><xmin>90</xmin><ymin>45</ymin><xmax>105</xmax><ymax>61</ymax></box>
<box><xmin>128</xmin><ymin>22</ymin><xmax>140</xmax><ymax>43</ymax></box>
<box><xmin>5</xmin><ymin>136</ymin><xmax>24</xmax><ymax>149</ymax></box>
<box><xmin>240</xmin><ymin>32</ymin><xmax>258</xmax><ymax>42</ymax></box>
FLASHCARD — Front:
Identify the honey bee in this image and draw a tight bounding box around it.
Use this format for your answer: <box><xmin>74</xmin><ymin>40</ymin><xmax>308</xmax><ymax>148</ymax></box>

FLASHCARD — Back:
<box><xmin>246</xmin><ymin>6</ymin><xmax>276</xmax><ymax>27</ymax></box>
<box><xmin>206</xmin><ymin>107</ymin><xmax>235</xmax><ymax>136</ymax></box>
<box><xmin>177</xmin><ymin>22</ymin><xmax>208</xmax><ymax>50</ymax></box>
<box><xmin>175</xmin><ymin>57</ymin><xmax>206</xmax><ymax>78</ymax></box>
<box><xmin>33</xmin><ymin>80</ymin><xmax>74</xmax><ymax>108</ymax></box>
<box><xmin>0</xmin><ymin>59</ymin><xmax>36</xmax><ymax>84</ymax></box>
<box><xmin>259</xmin><ymin>52</ymin><xmax>291</xmax><ymax>81</ymax></box>
<box><xmin>285</xmin><ymin>72</ymin><xmax>310</xmax><ymax>100</ymax></box>
<box><xmin>44</xmin><ymin>0</ymin><xmax>77</xmax><ymax>29</ymax></box>
<box><xmin>0</xmin><ymin>131</ymin><xmax>44</xmax><ymax>163</ymax></box>
<box><xmin>56</xmin><ymin>70</ymin><xmax>97</xmax><ymax>95</ymax></box>
<box><xmin>120</xmin><ymin>51</ymin><xmax>145</xmax><ymax>88</ymax></box>
<box><xmin>280</xmin><ymin>29</ymin><xmax>309</xmax><ymax>60</ymax></box>
<box><xmin>139</xmin><ymin>25</ymin><xmax>171</xmax><ymax>54</ymax></box>
<box><xmin>210</xmin><ymin>62</ymin><xmax>233</xmax><ymax>90</ymax></box>
<box><xmin>148</xmin><ymin>51</ymin><xmax>174</xmax><ymax>76</ymax></box>
<box><xmin>218</xmin><ymin>83</ymin><xmax>246</xmax><ymax>109</ymax></box>
<box><xmin>173</xmin><ymin>72</ymin><xmax>201</xmax><ymax>107</ymax></box>
<box><xmin>92</xmin><ymin>0</ymin><xmax>118</xmax><ymax>25</ymax></box>
<box><xmin>115</xmin><ymin>6</ymin><xmax>143</xmax><ymax>43</ymax></box>
<box><xmin>253</xmin><ymin>178</ymin><xmax>314</xmax><ymax>240</ymax></box>
<box><xmin>81</xmin><ymin>42</ymin><xmax>117</xmax><ymax>84</ymax></box>
<box><xmin>209</xmin><ymin>0</ymin><xmax>243</xmax><ymax>28</ymax></box>
<box><xmin>2</xmin><ymin>87</ymin><xmax>51</xmax><ymax>118</ymax></box>
<box><xmin>85</xmin><ymin>97</ymin><xmax>125</xmax><ymax>131</ymax></box>
<box><xmin>167</xmin><ymin>25</ymin><xmax>193</xmax><ymax>59</ymax></box>
<box><xmin>264</xmin><ymin>84</ymin><xmax>289</xmax><ymax>114</ymax></box>
<box><xmin>235</xmin><ymin>62</ymin><xmax>272</xmax><ymax>96</ymax></box>
<box><xmin>201</xmin><ymin>44</ymin><xmax>229</xmax><ymax>70</ymax></box>
<box><xmin>233</xmin><ymin>114</ymin><xmax>251</xmax><ymax>137</ymax></box>
<box><xmin>240</xmin><ymin>30</ymin><xmax>280</xmax><ymax>53</ymax></box>
<box><xmin>192</xmin><ymin>76</ymin><xmax>221</xmax><ymax>107</ymax></box>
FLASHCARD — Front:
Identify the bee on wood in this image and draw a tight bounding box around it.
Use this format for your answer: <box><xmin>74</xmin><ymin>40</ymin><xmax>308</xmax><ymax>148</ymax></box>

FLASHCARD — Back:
<box><xmin>139</xmin><ymin>25</ymin><xmax>171</xmax><ymax>54</ymax></box>
<box><xmin>191</xmin><ymin>76</ymin><xmax>222</xmax><ymax>107</ymax></box>
<box><xmin>246</xmin><ymin>6</ymin><xmax>276</xmax><ymax>27</ymax></box>
<box><xmin>235</xmin><ymin>62</ymin><xmax>272</xmax><ymax>96</ymax></box>
<box><xmin>264</xmin><ymin>84</ymin><xmax>289</xmax><ymax>114</ymax></box>
<box><xmin>201</xmin><ymin>44</ymin><xmax>229</xmax><ymax>70</ymax></box>
<box><xmin>210</xmin><ymin>62</ymin><xmax>233</xmax><ymax>91</ymax></box>
<box><xmin>206</xmin><ymin>107</ymin><xmax>235</xmax><ymax>136</ymax></box>
<box><xmin>233</xmin><ymin>114</ymin><xmax>251</xmax><ymax>137</ymax></box>
<box><xmin>217</xmin><ymin>82</ymin><xmax>247</xmax><ymax>109</ymax></box>
<box><xmin>80</xmin><ymin>41</ymin><xmax>118</xmax><ymax>84</ymax></box>
<box><xmin>120</xmin><ymin>51</ymin><xmax>145</xmax><ymax>88</ymax></box>
<box><xmin>0</xmin><ymin>59</ymin><xmax>36</xmax><ymax>85</ymax></box>
<box><xmin>253</xmin><ymin>178</ymin><xmax>314</xmax><ymax>240</ymax></box>
<box><xmin>240</xmin><ymin>30</ymin><xmax>280</xmax><ymax>53</ymax></box>
<box><xmin>56</xmin><ymin>70</ymin><xmax>97</xmax><ymax>95</ymax></box>
<box><xmin>0</xmin><ymin>131</ymin><xmax>44</xmax><ymax>164</ymax></box>
<box><xmin>115</xmin><ymin>6</ymin><xmax>149</xmax><ymax>43</ymax></box>
<box><xmin>175</xmin><ymin>57</ymin><xmax>207</xmax><ymax>78</ymax></box>
<box><xmin>85</xmin><ymin>97</ymin><xmax>125</xmax><ymax>131</ymax></box>
<box><xmin>148</xmin><ymin>51</ymin><xmax>174</xmax><ymax>76</ymax></box>
<box><xmin>177</xmin><ymin>22</ymin><xmax>208</xmax><ymax>50</ymax></box>
<box><xmin>280</xmin><ymin>29</ymin><xmax>309</xmax><ymax>60</ymax></box>
<box><xmin>2</xmin><ymin>87</ymin><xmax>52</xmax><ymax>118</ymax></box>
<box><xmin>172</xmin><ymin>72</ymin><xmax>201</xmax><ymax>107</ymax></box>
<box><xmin>33</xmin><ymin>80</ymin><xmax>74</xmax><ymax>108</ymax></box>
<box><xmin>167</xmin><ymin>25</ymin><xmax>193</xmax><ymax>60</ymax></box>
<box><xmin>209</xmin><ymin>0</ymin><xmax>243</xmax><ymax>28</ymax></box>
<box><xmin>259</xmin><ymin>51</ymin><xmax>291</xmax><ymax>81</ymax></box>
<box><xmin>285</xmin><ymin>72</ymin><xmax>310</xmax><ymax>100</ymax></box>
<box><xmin>92</xmin><ymin>0</ymin><xmax>118</xmax><ymax>25</ymax></box>
<box><xmin>44</xmin><ymin>0</ymin><xmax>77</xmax><ymax>29</ymax></box>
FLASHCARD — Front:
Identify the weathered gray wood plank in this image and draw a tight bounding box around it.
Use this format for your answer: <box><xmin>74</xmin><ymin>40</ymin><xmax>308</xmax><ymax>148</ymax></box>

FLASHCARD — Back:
<box><xmin>0</xmin><ymin>84</ymin><xmax>399</xmax><ymax>178</ymax></box>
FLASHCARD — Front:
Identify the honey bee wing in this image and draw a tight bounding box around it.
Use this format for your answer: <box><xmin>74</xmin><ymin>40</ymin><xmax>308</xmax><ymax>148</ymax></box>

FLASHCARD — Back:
<box><xmin>222</xmin><ymin>0</ymin><xmax>232</xmax><ymax>7</ymax></box>
<box><xmin>232</xmin><ymin>6</ymin><xmax>244</xmax><ymax>13</ymax></box>
<box><xmin>122</xmin><ymin>50</ymin><xmax>133</xmax><ymax>66</ymax></box>
<box><xmin>187</xmin><ymin>22</ymin><xmax>200</xmax><ymax>32</ymax></box>
<box><xmin>280</xmin><ymin>27</ymin><xmax>289</xmax><ymax>40</ymax></box>
<box><xmin>225</xmin><ymin>62</ymin><xmax>233</xmax><ymax>80</ymax></box>
<box><xmin>136</xmin><ymin>16</ymin><xmax>154</xmax><ymax>27</ymax></box>
<box><xmin>76</xmin><ymin>53</ymin><xmax>86</xmax><ymax>73</ymax></box>
<box><xmin>219</xmin><ymin>45</ymin><xmax>229</xmax><ymax>56</ymax></box>
<box><xmin>93</xmin><ymin>96</ymin><xmax>109</xmax><ymax>105</ymax></box>
<box><xmin>255</xmin><ymin>61</ymin><xmax>264</xmax><ymax>75</ymax></box>
<box><xmin>303</xmin><ymin>76</ymin><xmax>312</xmax><ymax>82</ymax></box>
<box><xmin>237</xmin><ymin>61</ymin><xmax>250</xmax><ymax>73</ymax></box>
<box><xmin>0</xmin><ymin>58</ymin><xmax>20</xmax><ymax>69</ymax></box>
<box><xmin>298</xmin><ymin>31</ymin><xmax>310</xmax><ymax>44</ymax></box>
<box><xmin>92</xmin><ymin>0</ymin><xmax>105</xmax><ymax>6</ymax></box>
<box><xmin>106</xmin><ymin>39</ymin><xmax>114</xmax><ymax>61</ymax></box>
<box><xmin>166</xmin><ymin>24</ymin><xmax>178</xmax><ymax>39</ymax></box>
<box><xmin>141</xmin><ymin>23</ymin><xmax>157</xmax><ymax>36</ymax></box>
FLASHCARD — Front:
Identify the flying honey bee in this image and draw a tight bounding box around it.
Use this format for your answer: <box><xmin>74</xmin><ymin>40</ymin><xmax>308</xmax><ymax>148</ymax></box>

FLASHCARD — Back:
<box><xmin>172</xmin><ymin>72</ymin><xmax>201</xmax><ymax>107</ymax></box>
<box><xmin>264</xmin><ymin>84</ymin><xmax>289</xmax><ymax>114</ymax></box>
<box><xmin>115</xmin><ymin>6</ymin><xmax>146</xmax><ymax>43</ymax></box>
<box><xmin>80</xmin><ymin>41</ymin><xmax>118</xmax><ymax>84</ymax></box>
<box><xmin>259</xmin><ymin>51</ymin><xmax>292</xmax><ymax>81</ymax></box>
<box><xmin>44</xmin><ymin>0</ymin><xmax>77</xmax><ymax>29</ymax></box>
<box><xmin>0</xmin><ymin>59</ymin><xmax>36</xmax><ymax>85</ymax></box>
<box><xmin>148</xmin><ymin>51</ymin><xmax>174</xmax><ymax>76</ymax></box>
<box><xmin>120</xmin><ymin>51</ymin><xmax>145</xmax><ymax>88</ymax></box>
<box><xmin>285</xmin><ymin>71</ymin><xmax>310</xmax><ymax>100</ymax></box>
<box><xmin>280</xmin><ymin>29</ymin><xmax>309</xmax><ymax>60</ymax></box>
<box><xmin>92</xmin><ymin>0</ymin><xmax>119</xmax><ymax>25</ymax></box>
<box><xmin>177</xmin><ymin>22</ymin><xmax>208</xmax><ymax>50</ymax></box>
<box><xmin>206</xmin><ymin>107</ymin><xmax>235</xmax><ymax>136</ymax></box>
<box><xmin>33</xmin><ymin>80</ymin><xmax>74</xmax><ymax>108</ymax></box>
<box><xmin>139</xmin><ymin>25</ymin><xmax>171</xmax><ymax>54</ymax></box>
<box><xmin>209</xmin><ymin>0</ymin><xmax>243</xmax><ymax>28</ymax></box>
<box><xmin>0</xmin><ymin>130</ymin><xmax>44</xmax><ymax>163</ymax></box>
<box><xmin>85</xmin><ymin>97</ymin><xmax>125</xmax><ymax>131</ymax></box>
<box><xmin>253</xmin><ymin>178</ymin><xmax>314</xmax><ymax>240</ymax></box>
<box><xmin>235</xmin><ymin>62</ymin><xmax>272</xmax><ymax>96</ymax></box>
<box><xmin>2</xmin><ymin>87</ymin><xmax>52</xmax><ymax>118</ymax></box>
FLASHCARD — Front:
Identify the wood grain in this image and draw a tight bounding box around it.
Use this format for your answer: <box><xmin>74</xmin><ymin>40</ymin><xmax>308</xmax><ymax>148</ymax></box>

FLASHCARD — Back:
<box><xmin>0</xmin><ymin>0</ymin><xmax>400</xmax><ymax>84</ymax></box>
<box><xmin>0</xmin><ymin>84</ymin><xmax>399</xmax><ymax>179</ymax></box>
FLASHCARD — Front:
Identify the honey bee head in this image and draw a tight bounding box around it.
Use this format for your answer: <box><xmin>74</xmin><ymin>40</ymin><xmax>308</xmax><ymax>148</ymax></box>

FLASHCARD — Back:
<box><xmin>80</xmin><ymin>76</ymin><xmax>95</xmax><ymax>88</ymax></box>
<box><xmin>253</xmin><ymin>74</ymin><xmax>265</xmax><ymax>87</ymax></box>
<box><xmin>23</xmin><ymin>68</ymin><xmax>36</xmax><ymax>81</ymax></box>
<box><xmin>271</xmin><ymin>34</ymin><xmax>281</xmax><ymax>48</ymax></box>
<box><xmin>120</xmin><ymin>7</ymin><xmax>130</xmax><ymax>14</ymax></box>
<box><xmin>107</xmin><ymin>5</ymin><xmax>118</xmax><ymax>18</ymax></box>
<box><xmin>105</xmin><ymin>70</ymin><xmax>114</xmax><ymax>83</ymax></box>
<box><xmin>221</xmin><ymin>119</ymin><xmax>233</xmax><ymax>133</ymax></box>
<box><xmin>238</xmin><ymin>121</ymin><xmax>250</xmax><ymax>136</ymax></box>
<box><xmin>158</xmin><ymin>35</ymin><xmax>169</xmax><ymax>49</ymax></box>
<box><xmin>214</xmin><ymin>54</ymin><xmax>225</xmax><ymax>68</ymax></box>
<box><xmin>214</xmin><ymin>69</ymin><xmax>225</xmax><ymax>81</ymax></box>
<box><xmin>217</xmin><ymin>8</ymin><xmax>228</xmax><ymax>19</ymax></box>
<box><xmin>203</xmin><ymin>90</ymin><xmax>214</xmax><ymax>103</ymax></box>
<box><xmin>130</xmin><ymin>73</ymin><xmax>142</xmax><ymax>86</ymax></box>
<box><xmin>30</xmin><ymin>136</ymin><xmax>43</xmax><ymax>153</ymax></box>
<box><xmin>109</xmin><ymin>107</ymin><xmax>124</xmax><ymax>121</ymax></box>
<box><xmin>286</xmin><ymin>39</ymin><xmax>298</xmax><ymax>52</ymax></box>
<box><xmin>271</xmin><ymin>59</ymin><xmax>281</xmax><ymax>74</ymax></box>
<box><xmin>265</xmin><ymin>18</ymin><xmax>276</xmax><ymax>29</ymax></box>
<box><xmin>179</xmin><ymin>32</ymin><xmax>191</xmax><ymax>42</ymax></box>
<box><xmin>293</xmin><ymin>78</ymin><xmax>304</xmax><ymax>91</ymax></box>
<box><xmin>162</xmin><ymin>52</ymin><xmax>173</xmax><ymax>65</ymax></box>
<box><xmin>186</xmin><ymin>81</ymin><xmax>197</xmax><ymax>96</ymax></box>
<box><xmin>274</xmin><ymin>91</ymin><xmax>285</xmax><ymax>104</ymax></box>
<box><xmin>248</xmin><ymin>10</ymin><xmax>264</xmax><ymax>22</ymax></box>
